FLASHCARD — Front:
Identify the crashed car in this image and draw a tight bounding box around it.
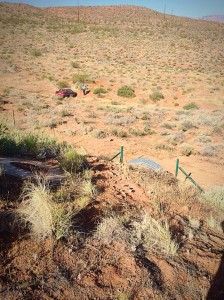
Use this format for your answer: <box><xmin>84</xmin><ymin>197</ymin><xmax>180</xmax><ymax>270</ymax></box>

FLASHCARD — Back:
<box><xmin>55</xmin><ymin>88</ymin><xmax>77</xmax><ymax>98</ymax></box>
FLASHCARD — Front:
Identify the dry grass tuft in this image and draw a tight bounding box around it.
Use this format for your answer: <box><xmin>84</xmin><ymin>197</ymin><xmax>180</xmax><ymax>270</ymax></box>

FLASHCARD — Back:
<box><xmin>132</xmin><ymin>213</ymin><xmax>179</xmax><ymax>257</ymax></box>
<box><xmin>82</xmin><ymin>180</ymin><xmax>98</xmax><ymax>197</ymax></box>
<box><xmin>18</xmin><ymin>178</ymin><xmax>54</xmax><ymax>240</ymax></box>
<box><xmin>202</xmin><ymin>186</ymin><xmax>224</xmax><ymax>210</ymax></box>
<box><xmin>93</xmin><ymin>215</ymin><xmax>127</xmax><ymax>244</ymax></box>
<box><xmin>18</xmin><ymin>177</ymin><xmax>73</xmax><ymax>240</ymax></box>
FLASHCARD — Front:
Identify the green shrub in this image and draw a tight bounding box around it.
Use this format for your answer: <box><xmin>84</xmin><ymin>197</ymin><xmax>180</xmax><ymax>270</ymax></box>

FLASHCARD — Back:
<box><xmin>183</xmin><ymin>102</ymin><xmax>199</xmax><ymax>110</ymax></box>
<box><xmin>111</xmin><ymin>129</ymin><xmax>128</xmax><ymax>138</ymax></box>
<box><xmin>92</xmin><ymin>129</ymin><xmax>107</xmax><ymax>139</ymax></box>
<box><xmin>118</xmin><ymin>131</ymin><xmax>128</xmax><ymax>138</ymax></box>
<box><xmin>70</xmin><ymin>61</ymin><xmax>80</xmax><ymax>68</ymax></box>
<box><xmin>3</xmin><ymin>87</ymin><xmax>11</xmax><ymax>96</ymax></box>
<box><xmin>59</xmin><ymin>109</ymin><xmax>72</xmax><ymax>117</ymax></box>
<box><xmin>0</xmin><ymin>135</ymin><xmax>18</xmax><ymax>155</ymax></box>
<box><xmin>149</xmin><ymin>90</ymin><xmax>164</xmax><ymax>101</ymax></box>
<box><xmin>140</xmin><ymin>98</ymin><xmax>148</xmax><ymax>105</ymax></box>
<box><xmin>52</xmin><ymin>205</ymin><xmax>73</xmax><ymax>240</ymax></box>
<box><xmin>180</xmin><ymin>121</ymin><xmax>196</xmax><ymax>132</ymax></box>
<box><xmin>57</xmin><ymin>81</ymin><xmax>69</xmax><ymax>89</ymax></box>
<box><xmin>93</xmin><ymin>87</ymin><xmax>107</xmax><ymax>95</ymax></box>
<box><xmin>67</xmin><ymin>25</ymin><xmax>85</xmax><ymax>34</ymax></box>
<box><xmin>117</xmin><ymin>86</ymin><xmax>136</xmax><ymax>98</ymax></box>
<box><xmin>30</xmin><ymin>49</ymin><xmax>42</xmax><ymax>57</ymax></box>
<box><xmin>181</xmin><ymin>144</ymin><xmax>194</xmax><ymax>156</ymax></box>
<box><xmin>128</xmin><ymin>126</ymin><xmax>155</xmax><ymax>136</ymax></box>
<box><xmin>59</xmin><ymin>147</ymin><xmax>86</xmax><ymax>173</ymax></box>
<box><xmin>0</xmin><ymin>130</ymin><xmax>60</xmax><ymax>158</ymax></box>
<box><xmin>72</xmin><ymin>73</ymin><xmax>90</xmax><ymax>83</ymax></box>
<box><xmin>111</xmin><ymin>101</ymin><xmax>121</xmax><ymax>105</ymax></box>
<box><xmin>129</xmin><ymin>128</ymin><xmax>147</xmax><ymax>136</ymax></box>
<box><xmin>19</xmin><ymin>133</ymin><xmax>39</xmax><ymax>154</ymax></box>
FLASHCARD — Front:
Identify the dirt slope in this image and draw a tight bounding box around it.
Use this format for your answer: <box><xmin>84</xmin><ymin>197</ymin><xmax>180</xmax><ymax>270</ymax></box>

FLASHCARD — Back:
<box><xmin>0</xmin><ymin>157</ymin><xmax>224</xmax><ymax>299</ymax></box>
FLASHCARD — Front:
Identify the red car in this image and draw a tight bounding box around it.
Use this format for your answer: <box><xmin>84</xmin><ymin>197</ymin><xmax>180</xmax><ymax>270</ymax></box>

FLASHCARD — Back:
<box><xmin>55</xmin><ymin>89</ymin><xmax>77</xmax><ymax>98</ymax></box>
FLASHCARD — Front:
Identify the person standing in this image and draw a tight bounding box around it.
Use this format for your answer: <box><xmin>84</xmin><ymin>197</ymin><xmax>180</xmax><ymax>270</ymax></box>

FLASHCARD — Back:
<box><xmin>82</xmin><ymin>83</ymin><xmax>86</xmax><ymax>95</ymax></box>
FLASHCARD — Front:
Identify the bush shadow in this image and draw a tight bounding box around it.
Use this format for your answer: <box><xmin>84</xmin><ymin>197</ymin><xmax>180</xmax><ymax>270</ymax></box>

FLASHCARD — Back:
<box><xmin>207</xmin><ymin>221</ymin><xmax>224</xmax><ymax>300</ymax></box>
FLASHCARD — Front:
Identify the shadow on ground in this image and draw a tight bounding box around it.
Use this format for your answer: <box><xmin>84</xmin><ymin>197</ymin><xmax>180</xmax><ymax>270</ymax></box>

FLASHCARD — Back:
<box><xmin>207</xmin><ymin>221</ymin><xmax>224</xmax><ymax>300</ymax></box>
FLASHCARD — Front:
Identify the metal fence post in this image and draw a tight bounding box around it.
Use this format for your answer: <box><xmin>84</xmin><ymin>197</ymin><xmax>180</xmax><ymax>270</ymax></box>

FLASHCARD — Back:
<box><xmin>175</xmin><ymin>158</ymin><xmax>179</xmax><ymax>177</ymax></box>
<box><xmin>120</xmin><ymin>146</ymin><xmax>124</xmax><ymax>164</ymax></box>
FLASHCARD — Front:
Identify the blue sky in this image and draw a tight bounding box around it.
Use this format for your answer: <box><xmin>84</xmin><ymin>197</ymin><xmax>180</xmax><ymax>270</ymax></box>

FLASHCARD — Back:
<box><xmin>1</xmin><ymin>0</ymin><xmax>224</xmax><ymax>18</ymax></box>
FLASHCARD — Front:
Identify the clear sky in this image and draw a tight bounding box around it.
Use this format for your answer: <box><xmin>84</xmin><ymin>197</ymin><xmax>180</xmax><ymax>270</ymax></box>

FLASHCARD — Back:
<box><xmin>1</xmin><ymin>0</ymin><xmax>224</xmax><ymax>18</ymax></box>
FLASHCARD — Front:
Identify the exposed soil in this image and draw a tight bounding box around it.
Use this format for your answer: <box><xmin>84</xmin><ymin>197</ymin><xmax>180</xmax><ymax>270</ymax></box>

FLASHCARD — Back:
<box><xmin>0</xmin><ymin>157</ymin><xmax>224</xmax><ymax>299</ymax></box>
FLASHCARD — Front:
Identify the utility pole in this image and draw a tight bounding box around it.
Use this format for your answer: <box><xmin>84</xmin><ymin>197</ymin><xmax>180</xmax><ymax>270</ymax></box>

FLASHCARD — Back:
<box><xmin>77</xmin><ymin>0</ymin><xmax>80</xmax><ymax>23</ymax></box>
<box><xmin>164</xmin><ymin>4</ymin><xmax>166</xmax><ymax>20</ymax></box>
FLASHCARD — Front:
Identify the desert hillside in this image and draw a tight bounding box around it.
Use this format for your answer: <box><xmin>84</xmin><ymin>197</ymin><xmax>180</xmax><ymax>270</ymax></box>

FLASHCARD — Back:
<box><xmin>0</xmin><ymin>2</ymin><xmax>224</xmax><ymax>187</ymax></box>
<box><xmin>0</xmin><ymin>2</ymin><xmax>224</xmax><ymax>299</ymax></box>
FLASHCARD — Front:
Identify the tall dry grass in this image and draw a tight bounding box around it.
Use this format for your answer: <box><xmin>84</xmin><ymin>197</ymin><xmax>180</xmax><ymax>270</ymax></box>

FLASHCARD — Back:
<box><xmin>18</xmin><ymin>177</ymin><xmax>73</xmax><ymax>240</ymax></box>
<box><xmin>18</xmin><ymin>178</ymin><xmax>54</xmax><ymax>240</ymax></box>
<box><xmin>131</xmin><ymin>213</ymin><xmax>179</xmax><ymax>257</ymax></box>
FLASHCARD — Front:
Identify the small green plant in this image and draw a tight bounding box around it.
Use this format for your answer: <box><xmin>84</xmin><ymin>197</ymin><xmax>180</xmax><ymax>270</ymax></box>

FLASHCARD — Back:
<box><xmin>129</xmin><ymin>128</ymin><xmax>147</xmax><ymax>136</ymax></box>
<box><xmin>48</xmin><ymin>76</ymin><xmax>54</xmax><ymax>81</ymax></box>
<box><xmin>140</xmin><ymin>98</ymin><xmax>148</xmax><ymax>105</ymax></box>
<box><xmin>183</xmin><ymin>102</ymin><xmax>199</xmax><ymax>110</ymax></box>
<box><xmin>3</xmin><ymin>87</ymin><xmax>11</xmax><ymax>96</ymax></box>
<box><xmin>111</xmin><ymin>128</ymin><xmax>128</xmax><ymax>138</ymax></box>
<box><xmin>130</xmin><ymin>126</ymin><xmax>151</xmax><ymax>135</ymax></box>
<box><xmin>117</xmin><ymin>86</ymin><xmax>136</xmax><ymax>98</ymax></box>
<box><xmin>92</xmin><ymin>129</ymin><xmax>107</xmax><ymax>139</ymax></box>
<box><xmin>118</xmin><ymin>130</ymin><xmax>128</xmax><ymax>138</ymax></box>
<box><xmin>57</xmin><ymin>81</ymin><xmax>69</xmax><ymax>89</ymax></box>
<box><xmin>150</xmin><ymin>90</ymin><xmax>164</xmax><ymax>101</ymax></box>
<box><xmin>111</xmin><ymin>101</ymin><xmax>121</xmax><ymax>105</ymax></box>
<box><xmin>59</xmin><ymin>109</ymin><xmax>72</xmax><ymax>117</ymax></box>
<box><xmin>59</xmin><ymin>147</ymin><xmax>86</xmax><ymax>173</ymax></box>
<box><xmin>30</xmin><ymin>49</ymin><xmax>42</xmax><ymax>57</ymax></box>
<box><xmin>0</xmin><ymin>135</ymin><xmax>18</xmax><ymax>155</ymax></box>
<box><xmin>0</xmin><ymin>130</ymin><xmax>59</xmax><ymax>157</ymax></box>
<box><xmin>52</xmin><ymin>205</ymin><xmax>73</xmax><ymax>240</ymax></box>
<box><xmin>72</xmin><ymin>73</ymin><xmax>90</xmax><ymax>83</ymax></box>
<box><xmin>181</xmin><ymin>144</ymin><xmax>194</xmax><ymax>156</ymax></box>
<box><xmin>180</xmin><ymin>121</ymin><xmax>196</xmax><ymax>132</ymax></box>
<box><xmin>70</xmin><ymin>61</ymin><xmax>80</xmax><ymax>68</ymax></box>
<box><xmin>93</xmin><ymin>87</ymin><xmax>107</xmax><ymax>95</ymax></box>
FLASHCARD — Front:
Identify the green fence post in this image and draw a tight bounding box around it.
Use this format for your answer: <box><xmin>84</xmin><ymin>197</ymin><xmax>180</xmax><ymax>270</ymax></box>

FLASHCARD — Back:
<box><xmin>120</xmin><ymin>146</ymin><xmax>124</xmax><ymax>164</ymax></box>
<box><xmin>175</xmin><ymin>158</ymin><xmax>179</xmax><ymax>177</ymax></box>
<box><xmin>179</xmin><ymin>166</ymin><xmax>203</xmax><ymax>192</ymax></box>
<box><xmin>110</xmin><ymin>151</ymin><xmax>120</xmax><ymax>161</ymax></box>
